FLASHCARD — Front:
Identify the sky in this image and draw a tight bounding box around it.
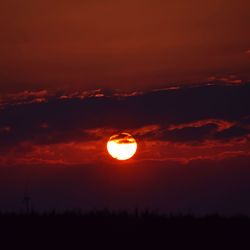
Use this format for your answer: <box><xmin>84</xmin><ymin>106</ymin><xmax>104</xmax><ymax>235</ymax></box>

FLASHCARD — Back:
<box><xmin>0</xmin><ymin>0</ymin><xmax>250</xmax><ymax>214</ymax></box>
<box><xmin>1</xmin><ymin>0</ymin><xmax>250</xmax><ymax>92</ymax></box>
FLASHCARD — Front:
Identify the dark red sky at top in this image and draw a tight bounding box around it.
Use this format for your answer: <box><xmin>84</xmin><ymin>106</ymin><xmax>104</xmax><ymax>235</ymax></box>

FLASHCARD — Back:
<box><xmin>0</xmin><ymin>0</ymin><xmax>250</xmax><ymax>214</ymax></box>
<box><xmin>1</xmin><ymin>0</ymin><xmax>250</xmax><ymax>93</ymax></box>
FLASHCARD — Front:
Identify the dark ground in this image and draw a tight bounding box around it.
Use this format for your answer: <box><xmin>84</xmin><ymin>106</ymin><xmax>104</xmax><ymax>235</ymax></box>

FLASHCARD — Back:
<box><xmin>1</xmin><ymin>211</ymin><xmax>250</xmax><ymax>249</ymax></box>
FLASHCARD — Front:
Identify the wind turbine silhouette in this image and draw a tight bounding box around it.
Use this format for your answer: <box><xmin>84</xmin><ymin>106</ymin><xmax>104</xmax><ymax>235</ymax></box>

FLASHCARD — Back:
<box><xmin>22</xmin><ymin>179</ymin><xmax>32</xmax><ymax>214</ymax></box>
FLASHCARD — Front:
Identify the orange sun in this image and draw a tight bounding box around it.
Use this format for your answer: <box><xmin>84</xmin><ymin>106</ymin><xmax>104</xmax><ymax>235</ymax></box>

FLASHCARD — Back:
<box><xmin>107</xmin><ymin>132</ymin><xmax>137</xmax><ymax>160</ymax></box>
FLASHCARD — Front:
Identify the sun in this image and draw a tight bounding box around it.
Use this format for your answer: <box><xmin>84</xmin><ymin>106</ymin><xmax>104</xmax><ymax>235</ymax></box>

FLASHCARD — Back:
<box><xmin>107</xmin><ymin>132</ymin><xmax>137</xmax><ymax>160</ymax></box>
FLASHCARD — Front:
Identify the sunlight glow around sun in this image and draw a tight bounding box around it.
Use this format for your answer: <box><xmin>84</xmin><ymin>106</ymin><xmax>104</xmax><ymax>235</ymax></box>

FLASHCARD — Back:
<box><xmin>107</xmin><ymin>133</ymin><xmax>137</xmax><ymax>160</ymax></box>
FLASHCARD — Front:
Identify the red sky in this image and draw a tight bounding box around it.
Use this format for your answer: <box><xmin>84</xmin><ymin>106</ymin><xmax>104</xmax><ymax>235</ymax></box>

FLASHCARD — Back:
<box><xmin>1</xmin><ymin>0</ymin><xmax>250</xmax><ymax>93</ymax></box>
<box><xmin>0</xmin><ymin>1</ymin><xmax>250</xmax><ymax>214</ymax></box>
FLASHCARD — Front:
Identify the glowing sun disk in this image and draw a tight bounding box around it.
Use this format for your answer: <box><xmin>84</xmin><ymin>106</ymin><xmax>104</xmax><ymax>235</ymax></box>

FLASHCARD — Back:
<box><xmin>107</xmin><ymin>133</ymin><xmax>137</xmax><ymax>160</ymax></box>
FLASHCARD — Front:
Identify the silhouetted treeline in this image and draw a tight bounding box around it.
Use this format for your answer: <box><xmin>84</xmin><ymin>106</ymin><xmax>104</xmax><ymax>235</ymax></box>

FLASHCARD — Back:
<box><xmin>0</xmin><ymin>210</ymin><xmax>249</xmax><ymax>249</ymax></box>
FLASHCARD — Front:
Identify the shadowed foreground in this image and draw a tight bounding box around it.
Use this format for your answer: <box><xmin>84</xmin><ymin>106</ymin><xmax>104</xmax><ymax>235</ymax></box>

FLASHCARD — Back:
<box><xmin>1</xmin><ymin>211</ymin><xmax>250</xmax><ymax>248</ymax></box>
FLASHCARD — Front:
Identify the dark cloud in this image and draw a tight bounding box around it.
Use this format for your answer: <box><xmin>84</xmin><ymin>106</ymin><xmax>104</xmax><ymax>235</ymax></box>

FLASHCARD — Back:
<box><xmin>214</xmin><ymin>126</ymin><xmax>249</xmax><ymax>140</ymax></box>
<box><xmin>109</xmin><ymin>133</ymin><xmax>136</xmax><ymax>144</ymax></box>
<box><xmin>0</xmin><ymin>83</ymin><xmax>250</xmax><ymax>147</ymax></box>
<box><xmin>162</xmin><ymin>124</ymin><xmax>217</xmax><ymax>143</ymax></box>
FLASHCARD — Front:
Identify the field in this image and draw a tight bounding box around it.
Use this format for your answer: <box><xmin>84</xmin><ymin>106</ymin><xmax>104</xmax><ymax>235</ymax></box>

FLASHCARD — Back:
<box><xmin>0</xmin><ymin>211</ymin><xmax>249</xmax><ymax>248</ymax></box>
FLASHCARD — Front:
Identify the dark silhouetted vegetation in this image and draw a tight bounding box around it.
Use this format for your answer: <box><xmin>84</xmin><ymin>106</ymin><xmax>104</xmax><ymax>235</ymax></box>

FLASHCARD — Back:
<box><xmin>0</xmin><ymin>210</ymin><xmax>249</xmax><ymax>248</ymax></box>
